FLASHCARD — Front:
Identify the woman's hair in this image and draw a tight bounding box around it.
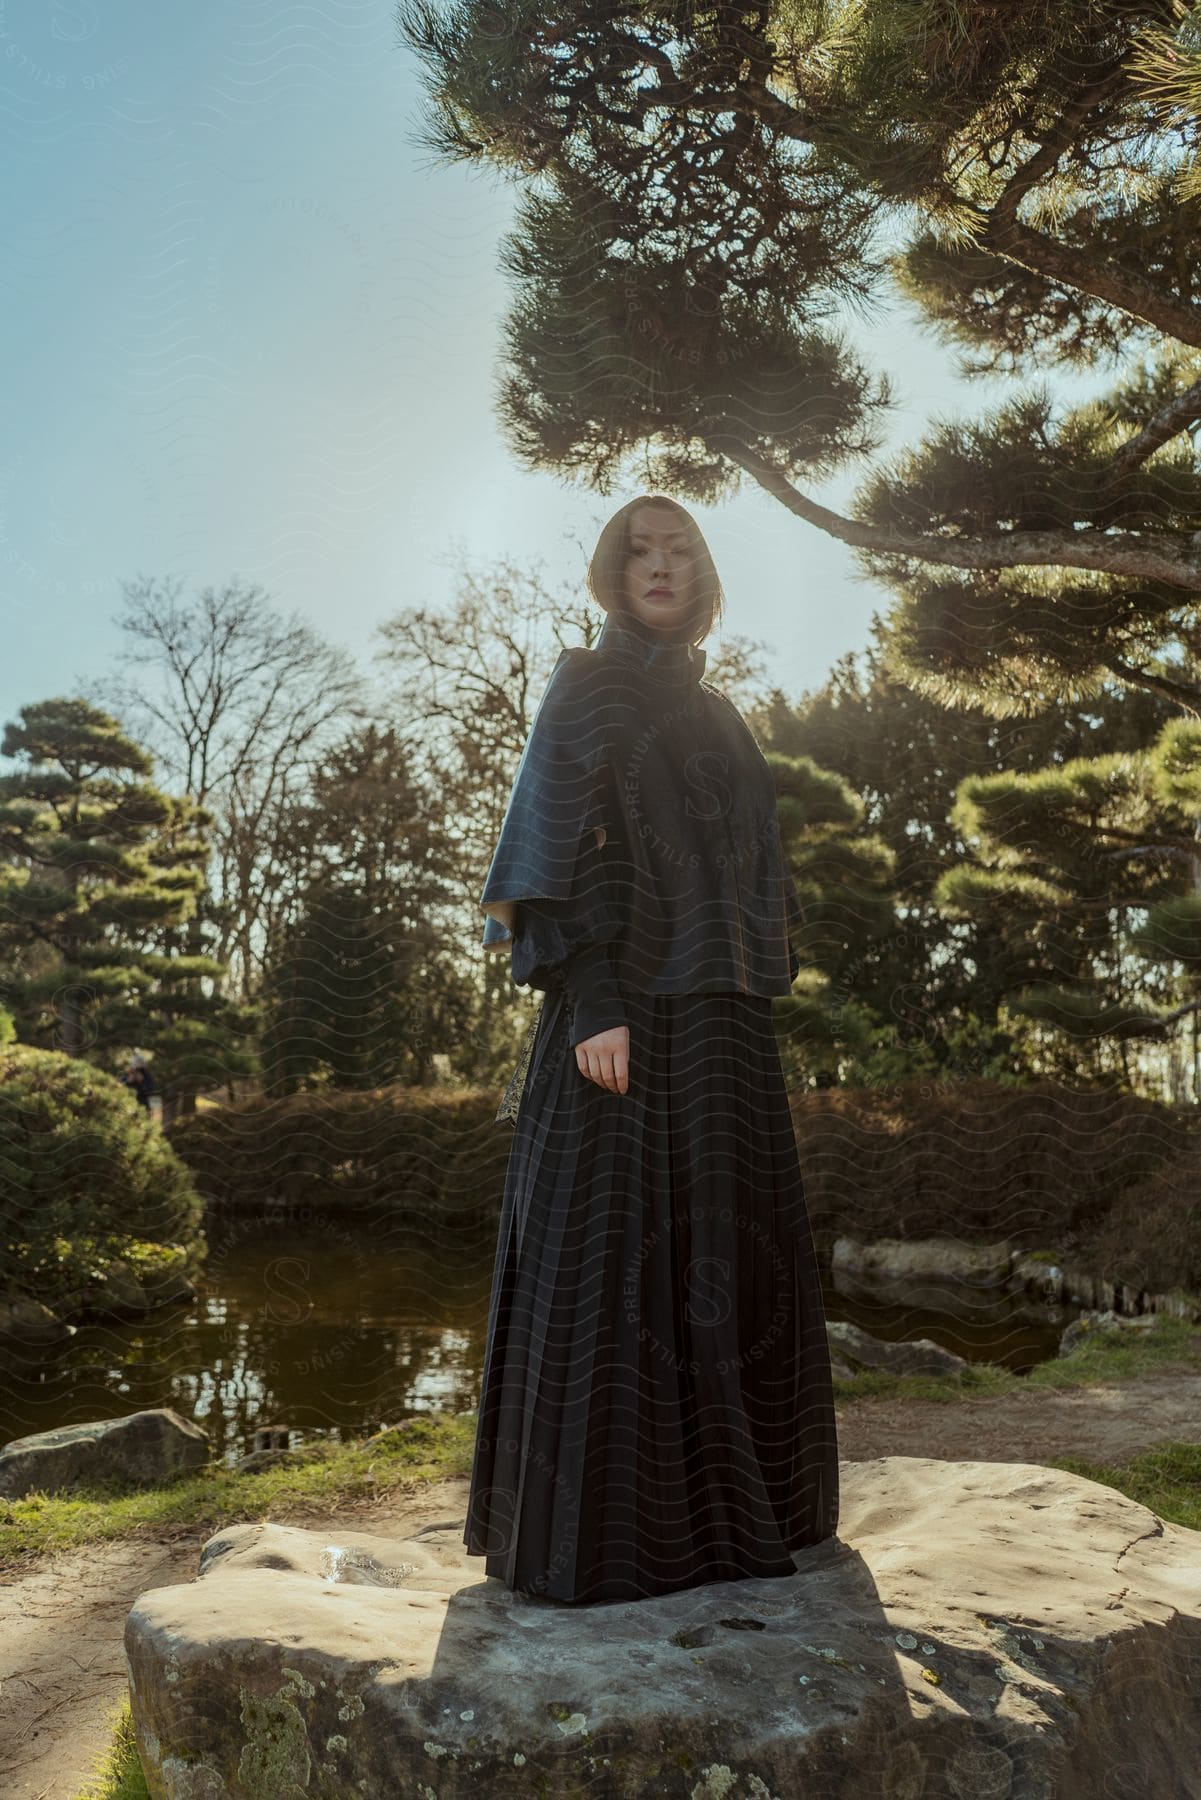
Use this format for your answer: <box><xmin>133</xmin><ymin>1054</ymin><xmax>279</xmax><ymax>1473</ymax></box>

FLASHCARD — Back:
<box><xmin>585</xmin><ymin>494</ymin><xmax>724</xmax><ymax>646</ymax></box>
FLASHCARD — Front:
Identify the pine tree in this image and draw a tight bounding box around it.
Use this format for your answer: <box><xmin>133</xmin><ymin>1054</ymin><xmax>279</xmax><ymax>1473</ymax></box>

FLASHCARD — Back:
<box><xmin>768</xmin><ymin>747</ymin><xmax>897</xmax><ymax>1084</ymax></box>
<box><xmin>937</xmin><ymin>719</ymin><xmax>1201</xmax><ymax>1089</ymax></box>
<box><xmin>259</xmin><ymin>723</ymin><xmax>473</xmax><ymax>1090</ymax></box>
<box><xmin>0</xmin><ymin>697</ymin><xmax>253</xmax><ymax>1107</ymax></box>
<box><xmin>399</xmin><ymin>0</ymin><xmax>1201</xmax><ymax>1084</ymax></box>
<box><xmin>752</xmin><ymin>627</ymin><xmax>1182</xmax><ymax>1078</ymax></box>
<box><xmin>399</xmin><ymin>0</ymin><xmax>1201</xmax><ymax>591</ymax></box>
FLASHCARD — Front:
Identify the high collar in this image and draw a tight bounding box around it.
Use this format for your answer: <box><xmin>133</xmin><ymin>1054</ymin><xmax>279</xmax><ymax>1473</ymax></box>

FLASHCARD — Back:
<box><xmin>595</xmin><ymin>609</ymin><xmax>707</xmax><ymax>685</ymax></box>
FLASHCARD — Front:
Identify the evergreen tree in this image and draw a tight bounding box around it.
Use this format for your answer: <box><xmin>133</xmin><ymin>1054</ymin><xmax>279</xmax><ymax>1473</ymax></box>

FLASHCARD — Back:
<box><xmin>769</xmin><ymin>747</ymin><xmax>897</xmax><ymax>1085</ymax></box>
<box><xmin>0</xmin><ymin>698</ymin><xmax>253</xmax><ymax>1106</ymax></box>
<box><xmin>938</xmin><ymin>719</ymin><xmax>1201</xmax><ymax>1091</ymax></box>
<box><xmin>398</xmin><ymin>0</ymin><xmax>1201</xmax><ymax>1088</ymax></box>
<box><xmin>260</xmin><ymin>880</ymin><xmax>420</xmax><ymax>1091</ymax></box>
<box><xmin>259</xmin><ymin>723</ymin><xmax>473</xmax><ymax>1090</ymax></box>
<box><xmin>398</xmin><ymin>0</ymin><xmax>1201</xmax><ymax>593</ymax></box>
<box><xmin>752</xmin><ymin>627</ymin><xmax>1181</xmax><ymax>1079</ymax></box>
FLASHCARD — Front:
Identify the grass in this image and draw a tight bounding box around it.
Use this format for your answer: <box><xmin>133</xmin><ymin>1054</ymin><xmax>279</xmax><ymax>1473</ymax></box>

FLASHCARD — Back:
<box><xmin>1050</xmin><ymin>1441</ymin><xmax>1201</xmax><ymax>1531</ymax></box>
<box><xmin>3</xmin><ymin>1318</ymin><xmax>1198</xmax><ymax>1569</ymax></box>
<box><xmin>0</xmin><ymin>1410</ymin><xmax>478</xmax><ymax>1568</ymax></box>
<box><xmin>74</xmin><ymin>1697</ymin><xmax>150</xmax><ymax>1800</ymax></box>
<box><xmin>830</xmin><ymin>1311</ymin><xmax>1201</xmax><ymax>1403</ymax></box>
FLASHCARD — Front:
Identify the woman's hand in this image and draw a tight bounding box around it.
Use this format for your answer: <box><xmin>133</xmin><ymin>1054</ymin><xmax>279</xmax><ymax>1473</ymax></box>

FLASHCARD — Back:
<box><xmin>574</xmin><ymin>1024</ymin><xmax>629</xmax><ymax>1095</ymax></box>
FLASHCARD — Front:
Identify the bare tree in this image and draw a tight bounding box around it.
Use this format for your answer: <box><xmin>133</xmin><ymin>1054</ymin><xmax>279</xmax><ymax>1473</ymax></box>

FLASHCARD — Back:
<box><xmin>375</xmin><ymin>556</ymin><xmax>597</xmax><ymax>917</ymax></box>
<box><xmin>89</xmin><ymin>575</ymin><xmax>366</xmax><ymax>998</ymax></box>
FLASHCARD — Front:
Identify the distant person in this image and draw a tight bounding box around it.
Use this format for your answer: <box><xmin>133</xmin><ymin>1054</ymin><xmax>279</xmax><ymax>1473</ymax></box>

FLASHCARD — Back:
<box><xmin>120</xmin><ymin>1058</ymin><xmax>156</xmax><ymax>1110</ymax></box>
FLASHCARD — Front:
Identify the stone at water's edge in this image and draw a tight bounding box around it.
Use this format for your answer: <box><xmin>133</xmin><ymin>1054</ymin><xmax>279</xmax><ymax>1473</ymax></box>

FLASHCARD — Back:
<box><xmin>0</xmin><ymin>1295</ymin><xmax>75</xmax><ymax>1344</ymax></box>
<box><xmin>826</xmin><ymin>1318</ymin><xmax>968</xmax><ymax>1377</ymax></box>
<box><xmin>0</xmin><ymin>1406</ymin><xmax>209</xmax><ymax>1499</ymax></box>
<box><xmin>123</xmin><ymin>1458</ymin><xmax>1201</xmax><ymax>1799</ymax></box>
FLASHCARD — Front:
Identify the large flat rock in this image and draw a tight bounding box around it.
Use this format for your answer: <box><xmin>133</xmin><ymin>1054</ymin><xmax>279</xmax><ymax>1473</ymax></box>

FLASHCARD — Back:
<box><xmin>0</xmin><ymin>1407</ymin><xmax>209</xmax><ymax>1500</ymax></box>
<box><xmin>124</xmin><ymin>1457</ymin><xmax>1201</xmax><ymax>1797</ymax></box>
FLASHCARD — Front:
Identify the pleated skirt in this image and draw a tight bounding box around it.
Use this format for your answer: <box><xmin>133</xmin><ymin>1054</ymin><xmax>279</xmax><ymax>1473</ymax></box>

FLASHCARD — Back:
<box><xmin>462</xmin><ymin>986</ymin><xmax>840</xmax><ymax>1605</ymax></box>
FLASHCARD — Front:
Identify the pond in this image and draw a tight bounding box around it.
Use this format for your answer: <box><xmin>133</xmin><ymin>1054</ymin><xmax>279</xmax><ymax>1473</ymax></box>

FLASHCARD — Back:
<box><xmin>0</xmin><ymin>1207</ymin><xmax>1079</xmax><ymax>1465</ymax></box>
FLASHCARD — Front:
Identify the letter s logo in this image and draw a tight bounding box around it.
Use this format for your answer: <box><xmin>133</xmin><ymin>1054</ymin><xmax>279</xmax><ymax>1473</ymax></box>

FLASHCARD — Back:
<box><xmin>263</xmin><ymin>1256</ymin><xmax>313</xmax><ymax>1324</ymax></box>
<box><xmin>686</xmin><ymin>1256</ymin><xmax>732</xmax><ymax>1328</ymax></box>
<box><xmin>683</xmin><ymin>750</ymin><xmax>731</xmax><ymax>820</ymax></box>
<box><xmin>52</xmin><ymin>2</ymin><xmax>99</xmax><ymax>44</ymax></box>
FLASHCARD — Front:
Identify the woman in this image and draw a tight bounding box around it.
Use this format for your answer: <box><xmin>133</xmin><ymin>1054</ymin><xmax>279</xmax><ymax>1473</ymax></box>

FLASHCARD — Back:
<box><xmin>463</xmin><ymin>494</ymin><xmax>840</xmax><ymax>1605</ymax></box>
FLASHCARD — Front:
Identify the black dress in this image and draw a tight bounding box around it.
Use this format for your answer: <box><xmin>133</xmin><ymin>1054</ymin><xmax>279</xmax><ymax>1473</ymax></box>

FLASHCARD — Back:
<box><xmin>463</xmin><ymin>621</ymin><xmax>840</xmax><ymax>1605</ymax></box>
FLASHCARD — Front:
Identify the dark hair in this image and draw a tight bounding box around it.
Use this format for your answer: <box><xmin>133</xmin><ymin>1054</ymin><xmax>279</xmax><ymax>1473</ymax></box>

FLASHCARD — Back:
<box><xmin>585</xmin><ymin>494</ymin><xmax>724</xmax><ymax>647</ymax></box>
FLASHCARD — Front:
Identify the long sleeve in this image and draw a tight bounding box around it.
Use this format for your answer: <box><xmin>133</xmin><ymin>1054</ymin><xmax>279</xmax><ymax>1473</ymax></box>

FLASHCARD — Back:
<box><xmin>509</xmin><ymin>826</ymin><xmax>627</xmax><ymax>1050</ymax></box>
<box><xmin>783</xmin><ymin>862</ymin><xmax>803</xmax><ymax>985</ymax></box>
<box><xmin>515</xmin><ymin>918</ymin><xmax>627</xmax><ymax>1048</ymax></box>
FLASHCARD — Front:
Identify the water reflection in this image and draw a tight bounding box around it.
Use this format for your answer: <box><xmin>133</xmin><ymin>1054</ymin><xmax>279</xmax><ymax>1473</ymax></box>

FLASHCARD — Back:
<box><xmin>832</xmin><ymin>1289</ymin><xmax>1072</xmax><ymax>1374</ymax></box>
<box><xmin>0</xmin><ymin>1208</ymin><xmax>496</xmax><ymax>1464</ymax></box>
<box><xmin>0</xmin><ymin>1210</ymin><xmax>1071</xmax><ymax>1464</ymax></box>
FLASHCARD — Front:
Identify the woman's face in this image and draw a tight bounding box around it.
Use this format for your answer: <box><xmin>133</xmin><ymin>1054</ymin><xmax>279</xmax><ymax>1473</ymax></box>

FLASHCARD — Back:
<box><xmin>621</xmin><ymin>505</ymin><xmax>701</xmax><ymax>635</ymax></box>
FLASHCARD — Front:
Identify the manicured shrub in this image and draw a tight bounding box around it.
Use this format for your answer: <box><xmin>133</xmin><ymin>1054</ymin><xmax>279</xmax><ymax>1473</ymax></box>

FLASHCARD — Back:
<box><xmin>789</xmin><ymin>1075</ymin><xmax>1200</xmax><ymax>1276</ymax></box>
<box><xmin>0</xmin><ymin>1045</ymin><xmax>206</xmax><ymax>1314</ymax></box>
<box><xmin>167</xmin><ymin>1083</ymin><xmax>510</xmax><ymax>1222</ymax></box>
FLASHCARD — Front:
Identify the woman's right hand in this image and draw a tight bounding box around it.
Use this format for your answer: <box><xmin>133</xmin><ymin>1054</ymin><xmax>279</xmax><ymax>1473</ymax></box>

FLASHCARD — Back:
<box><xmin>574</xmin><ymin>1025</ymin><xmax>629</xmax><ymax>1095</ymax></box>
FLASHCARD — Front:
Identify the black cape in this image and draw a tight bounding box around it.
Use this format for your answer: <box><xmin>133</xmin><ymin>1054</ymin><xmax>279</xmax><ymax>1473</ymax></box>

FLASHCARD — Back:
<box><xmin>479</xmin><ymin>609</ymin><xmax>802</xmax><ymax>999</ymax></box>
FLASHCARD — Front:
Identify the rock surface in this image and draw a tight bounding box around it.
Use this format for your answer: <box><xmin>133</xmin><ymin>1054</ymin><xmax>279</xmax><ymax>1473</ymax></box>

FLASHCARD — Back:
<box><xmin>831</xmin><ymin>1235</ymin><xmax>1015</xmax><ymax>1311</ymax></box>
<box><xmin>0</xmin><ymin>1295</ymin><xmax>76</xmax><ymax>1344</ymax></box>
<box><xmin>832</xmin><ymin>1234</ymin><xmax>1201</xmax><ymax>1326</ymax></box>
<box><xmin>124</xmin><ymin>1456</ymin><xmax>1201</xmax><ymax>1798</ymax></box>
<box><xmin>1056</xmin><ymin>1308</ymin><xmax>1159</xmax><ymax>1358</ymax></box>
<box><xmin>0</xmin><ymin>1406</ymin><xmax>209</xmax><ymax>1500</ymax></box>
<box><xmin>827</xmin><ymin>1318</ymin><xmax>968</xmax><ymax>1378</ymax></box>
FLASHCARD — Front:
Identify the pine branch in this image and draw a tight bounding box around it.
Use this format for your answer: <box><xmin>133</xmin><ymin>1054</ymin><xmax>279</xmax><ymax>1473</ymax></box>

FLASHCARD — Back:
<box><xmin>713</xmin><ymin>438</ymin><xmax>1201</xmax><ymax>591</ymax></box>
<box><xmin>738</xmin><ymin>79</ymin><xmax>813</xmax><ymax>143</ymax></box>
<box><xmin>990</xmin><ymin>50</ymin><xmax>1132</xmax><ymax>214</ymax></box>
<box><xmin>1103</xmin><ymin>654</ymin><xmax>1201</xmax><ymax>714</ymax></box>
<box><xmin>740</xmin><ymin>34</ymin><xmax>1201</xmax><ymax>350</ymax></box>
<box><xmin>1146</xmin><ymin>994</ymin><xmax>1201</xmax><ymax>1027</ymax></box>
<box><xmin>1098</xmin><ymin>843</ymin><xmax>1196</xmax><ymax>862</ymax></box>
<box><xmin>974</xmin><ymin>184</ymin><xmax>1201</xmax><ymax>347</ymax></box>
<box><xmin>1109</xmin><ymin>374</ymin><xmax>1201</xmax><ymax>477</ymax></box>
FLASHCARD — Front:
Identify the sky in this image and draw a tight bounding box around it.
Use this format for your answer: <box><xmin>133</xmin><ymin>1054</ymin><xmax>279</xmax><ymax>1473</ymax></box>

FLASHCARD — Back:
<box><xmin>1</xmin><ymin>0</ymin><xmax>1101</xmax><ymax>732</ymax></box>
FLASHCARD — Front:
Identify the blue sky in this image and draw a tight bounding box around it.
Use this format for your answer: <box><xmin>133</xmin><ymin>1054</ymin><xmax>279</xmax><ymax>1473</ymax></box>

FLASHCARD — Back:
<box><xmin>1</xmin><ymin>1</ymin><xmax>1099</xmax><ymax>730</ymax></box>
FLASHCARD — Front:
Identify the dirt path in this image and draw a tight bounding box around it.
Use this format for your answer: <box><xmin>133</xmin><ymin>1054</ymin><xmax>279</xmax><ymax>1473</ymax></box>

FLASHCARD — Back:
<box><xmin>835</xmin><ymin>1361</ymin><xmax>1201</xmax><ymax>1468</ymax></box>
<box><xmin>0</xmin><ymin>1477</ymin><xmax>471</xmax><ymax>1800</ymax></box>
<box><xmin>3</xmin><ymin>1372</ymin><xmax>1199</xmax><ymax>1800</ymax></box>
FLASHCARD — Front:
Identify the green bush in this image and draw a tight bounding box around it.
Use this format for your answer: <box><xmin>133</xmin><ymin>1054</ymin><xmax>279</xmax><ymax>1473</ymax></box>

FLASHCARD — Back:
<box><xmin>789</xmin><ymin>1075</ymin><xmax>1201</xmax><ymax>1279</ymax></box>
<box><xmin>0</xmin><ymin>1045</ymin><xmax>206</xmax><ymax>1314</ymax></box>
<box><xmin>167</xmin><ymin>1083</ymin><xmax>510</xmax><ymax>1219</ymax></box>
